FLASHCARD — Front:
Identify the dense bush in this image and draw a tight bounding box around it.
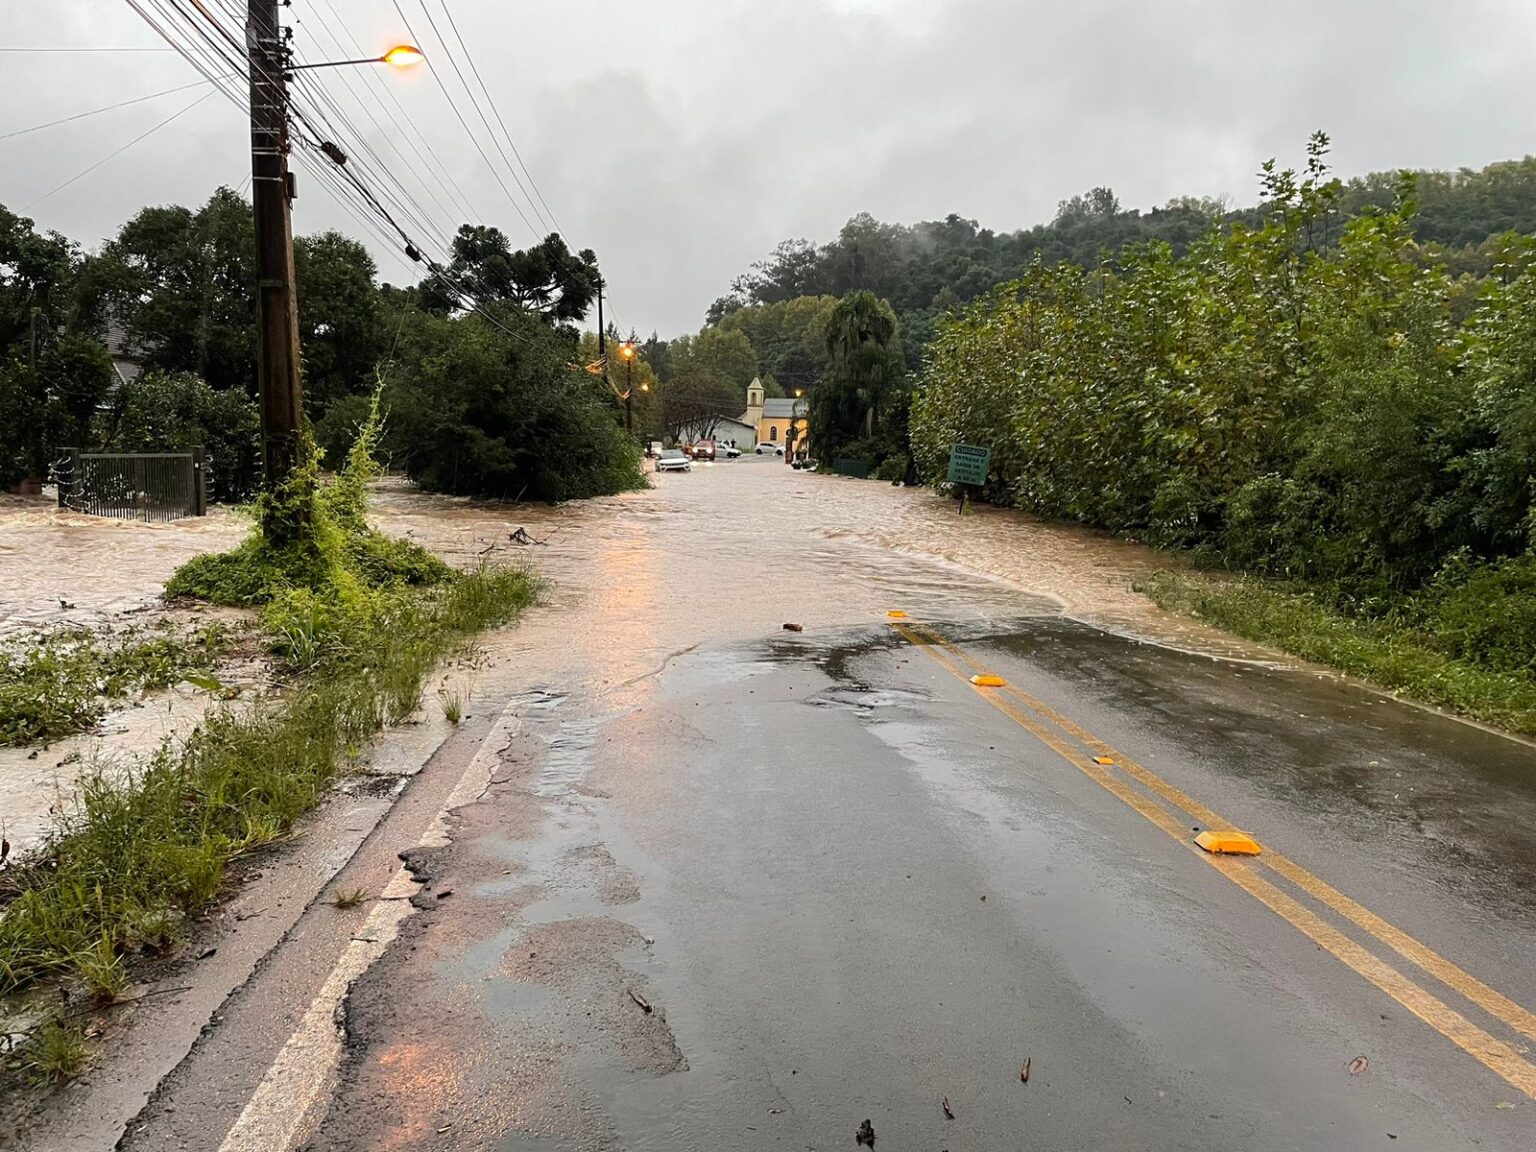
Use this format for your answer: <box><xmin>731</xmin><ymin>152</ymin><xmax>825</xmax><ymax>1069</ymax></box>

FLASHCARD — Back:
<box><xmin>383</xmin><ymin>307</ymin><xmax>646</xmax><ymax>501</ymax></box>
<box><xmin>167</xmin><ymin>393</ymin><xmax>449</xmax><ymax>606</ymax></box>
<box><xmin>97</xmin><ymin>370</ymin><xmax>261</xmax><ymax>502</ymax></box>
<box><xmin>914</xmin><ymin>136</ymin><xmax>1536</xmax><ymax>673</ymax></box>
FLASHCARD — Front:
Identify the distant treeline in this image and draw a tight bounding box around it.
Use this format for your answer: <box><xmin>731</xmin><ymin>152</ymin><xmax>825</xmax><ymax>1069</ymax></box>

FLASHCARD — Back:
<box><xmin>704</xmin><ymin>154</ymin><xmax>1536</xmax><ymax>371</ymax></box>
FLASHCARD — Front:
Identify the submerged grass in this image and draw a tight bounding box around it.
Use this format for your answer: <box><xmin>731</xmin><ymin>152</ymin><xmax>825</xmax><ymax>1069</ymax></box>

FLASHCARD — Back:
<box><xmin>22</xmin><ymin>1020</ymin><xmax>90</xmax><ymax>1085</ymax></box>
<box><xmin>0</xmin><ymin>564</ymin><xmax>535</xmax><ymax>995</ymax></box>
<box><xmin>0</xmin><ymin>623</ymin><xmax>229</xmax><ymax>747</ymax></box>
<box><xmin>1143</xmin><ymin>571</ymin><xmax>1536</xmax><ymax>736</ymax></box>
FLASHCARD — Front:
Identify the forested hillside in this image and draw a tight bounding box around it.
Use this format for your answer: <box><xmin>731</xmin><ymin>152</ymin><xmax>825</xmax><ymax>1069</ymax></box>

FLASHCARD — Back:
<box><xmin>706</xmin><ymin>154</ymin><xmax>1536</xmax><ymax>369</ymax></box>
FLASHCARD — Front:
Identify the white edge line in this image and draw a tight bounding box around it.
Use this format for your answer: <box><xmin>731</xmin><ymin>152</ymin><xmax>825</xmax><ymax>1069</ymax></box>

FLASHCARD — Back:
<box><xmin>215</xmin><ymin>707</ymin><xmax>520</xmax><ymax>1152</ymax></box>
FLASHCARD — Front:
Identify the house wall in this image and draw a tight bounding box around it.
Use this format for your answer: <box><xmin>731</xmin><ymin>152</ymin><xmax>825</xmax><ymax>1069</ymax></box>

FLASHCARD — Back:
<box><xmin>758</xmin><ymin>418</ymin><xmax>806</xmax><ymax>451</ymax></box>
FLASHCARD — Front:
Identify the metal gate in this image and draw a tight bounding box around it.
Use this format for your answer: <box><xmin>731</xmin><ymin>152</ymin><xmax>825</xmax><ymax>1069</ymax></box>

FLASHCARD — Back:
<box><xmin>55</xmin><ymin>447</ymin><xmax>208</xmax><ymax>522</ymax></box>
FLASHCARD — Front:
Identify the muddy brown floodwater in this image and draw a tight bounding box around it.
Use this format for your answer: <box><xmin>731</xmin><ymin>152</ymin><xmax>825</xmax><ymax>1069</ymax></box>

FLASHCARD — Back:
<box><xmin>0</xmin><ymin>461</ymin><xmax>1266</xmax><ymax>856</ymax></box>
<box><xmin>368</xmin><ymin>457</ymin><xmax>1269</xmax><ymax>689</ymax></box>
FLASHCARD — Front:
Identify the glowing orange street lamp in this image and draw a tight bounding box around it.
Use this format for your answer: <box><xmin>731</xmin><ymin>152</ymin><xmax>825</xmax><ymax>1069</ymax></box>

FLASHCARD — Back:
<box><xmin>289</xmin><ymin>44</ymin><xmax>425</xmax><ymax>72</ymax></box>
<box><xmin>382</xmin><ymin>44</ymin><xmax>425</xmax><ymax>67</ymax></box>
<box><xmin>620</xmin><ymin>342</ymin><xmax>638</xmax><ymax>438</ymax></box>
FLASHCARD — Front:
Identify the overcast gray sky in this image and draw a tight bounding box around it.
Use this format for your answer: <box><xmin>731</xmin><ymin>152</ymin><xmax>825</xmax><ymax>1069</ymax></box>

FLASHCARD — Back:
<box><xmin>5</xmin><ymin>0</ymin><xmax>1536</xmax><ymax>336</ymax></box>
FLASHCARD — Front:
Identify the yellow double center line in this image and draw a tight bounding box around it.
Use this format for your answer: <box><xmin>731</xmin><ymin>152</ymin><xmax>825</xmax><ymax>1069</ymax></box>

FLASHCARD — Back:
<box><xmin>894</xmin><ymin>620</ymin><xmax>1536</xmax><ymax>1099</ymax></box>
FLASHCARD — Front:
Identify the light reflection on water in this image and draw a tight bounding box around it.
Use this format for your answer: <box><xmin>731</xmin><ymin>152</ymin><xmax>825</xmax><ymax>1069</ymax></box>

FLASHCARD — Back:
<box><xmin>0</xmin><ymin>462</ymin><xmax>1261</xmax><ymax>854</ymax></box>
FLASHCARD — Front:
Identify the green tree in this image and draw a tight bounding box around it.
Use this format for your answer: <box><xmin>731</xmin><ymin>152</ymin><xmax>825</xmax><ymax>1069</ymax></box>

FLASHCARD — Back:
<box><xmin>97</xmin><ymin>371</ymin><xmax>261</xmax><ymax>502</ymax></box>
<box><xmin>813</xmin><ymin>290</ymin><xmax>907</xmax><ymax>464</ymax></box>
<box><xmin>716</xmin><ymin>295</ymin><xmax>837</xmax><ymax>394</ymax></box>
<box><xmin>0</xmin><ymin>206</ymin><xmax>111</xmax><ymax>488</ymax></box>
<box><xmin>77</xmin><ymin>189</ymin><xmax>257</xmax><ymax>394</ymax></box>
<box><xmin>421</xmin><ymin>227</ymin><xmax>599</xmax><ymax>323</ymax></box>
<box><xmin>385</xmin><ymin>306</ymin><xmax>644</xmax><ymax>501</ymax></box>
<box><xmin>295</xmin><ymin>231</ymin><xmax>384</xmax><ymax>417</ymax></box>
<box><xmin>0</xmin><ymin>339</ymin><xmax>115</xmax><ymax>489</ymax></box>
<box><xmin>688</xmin><ymin>327</ymin><xmax>759</xmax><ymax>394</ymax></box>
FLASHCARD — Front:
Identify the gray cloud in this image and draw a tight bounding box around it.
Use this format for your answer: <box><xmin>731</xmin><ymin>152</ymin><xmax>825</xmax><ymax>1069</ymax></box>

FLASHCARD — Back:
<box><xmin>5</xmin><ymin>0</ymin><xmax>1536</xmax><ymax>335</ymax></box>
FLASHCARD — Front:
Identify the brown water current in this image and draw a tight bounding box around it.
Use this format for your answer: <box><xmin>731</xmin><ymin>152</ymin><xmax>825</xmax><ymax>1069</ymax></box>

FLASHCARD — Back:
<box><xmin>0</xmin><ymin>460</ymin><xmax>1269</xmax><ymax>854</ymax></box>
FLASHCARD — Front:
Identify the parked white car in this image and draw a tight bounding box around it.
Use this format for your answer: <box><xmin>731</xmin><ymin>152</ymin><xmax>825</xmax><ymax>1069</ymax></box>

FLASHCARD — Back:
<box><xmin>755</xmin><ymin>442</ymin><xmax>784</xmax><ymax>456</ymax></box>
<box><xmin>654</xmin><ymin>448</ymin><xmax>691</xmax><ymax>472</ymax></box>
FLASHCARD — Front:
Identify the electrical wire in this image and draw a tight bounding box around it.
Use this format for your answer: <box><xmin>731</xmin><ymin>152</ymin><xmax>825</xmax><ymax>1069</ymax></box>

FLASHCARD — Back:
<box><xmin>436</xmin><ymin>0</ymin><xmax>560</xmax><ymax>234</ymax></box>
<box><xmin>310</xmin><ymin>0</ymin><xmax>480</xmax><ymax>224</ymax></box>
<box><xmin>418</xmin><ymin>0</ymin><xmax>549</xmax><ymax>233</ymax></box>
<box><xmin>388</xmin><ymin>0</ymin><xmax>542</xmax><ymax>240</ymax></box>
<box><xmin>112</xmin><ymin>0</ymin><xmax>586</xmax><ymax>347</ymax></box>
<box><xmin>395</xmin><ymin>0</ymin><xmax>609</xmax><ymax>331</ymax></box>
<box><xmin>0</xmin><ymin>46</ymin><xmax>173</xmax><ymax>52</ymax></box>
<box><xmin>23</xmin><ymin>88</ymin><xmax>216</xmax><ymax>210</ymax></box>
<box><xmin>0</xmin><ymin>76</ymin><xmax>216</xmax><ymax>141</ymax></box>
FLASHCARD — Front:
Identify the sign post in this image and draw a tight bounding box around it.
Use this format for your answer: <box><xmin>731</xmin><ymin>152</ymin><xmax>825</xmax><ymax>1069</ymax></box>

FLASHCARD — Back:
<box><xmin>946</xmin><ymin>443</ymin><xmax>991</xmax><ymax>516</ymax></box>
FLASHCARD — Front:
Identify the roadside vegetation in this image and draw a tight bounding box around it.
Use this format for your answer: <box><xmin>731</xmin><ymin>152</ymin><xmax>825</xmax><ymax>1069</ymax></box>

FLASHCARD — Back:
<box><xmin>0</xmin><ymin>622</ymin><xmax>228</xmax><ymax>746</ymax></box>
<box><xmin>3</xmin><ymin>197</ymin><xmax>643</xmax><ymax>503</ymax></box>
<box><xmin>903</xmin><ymin>135</ymin><xmax>1536</xmax><ymax>731</ymax></box>
<box><xmin>0</xmin><ymin>403</ymin><xmax>536</xmax><ymax>1052</ymax></box>
<box><xmin>1144</xmin><ymin>574</ymin><xmax>1536</xmax><ymax>734</ymax></box>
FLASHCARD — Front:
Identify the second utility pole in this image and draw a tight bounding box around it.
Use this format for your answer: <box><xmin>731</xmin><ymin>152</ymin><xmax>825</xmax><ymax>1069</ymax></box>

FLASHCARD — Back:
<box><xmin>249</xmin><ymin>0</ymin><xmax>304</xmax><ymax>489</ymax></box>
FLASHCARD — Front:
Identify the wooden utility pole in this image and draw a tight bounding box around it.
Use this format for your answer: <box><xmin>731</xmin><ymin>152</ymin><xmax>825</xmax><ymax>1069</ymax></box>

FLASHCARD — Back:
<box><xmin>248</xmin><ymin>0</ymin><xmax>304</xmax><ymax>487</ymax></box>
<box><xmin>596</xmin><ymin>277</ymin><xmax>612</xmax><ymax>398</ymax></box>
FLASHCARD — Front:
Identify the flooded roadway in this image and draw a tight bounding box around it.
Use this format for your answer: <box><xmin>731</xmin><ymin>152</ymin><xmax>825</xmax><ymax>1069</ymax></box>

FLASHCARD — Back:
<box><xmin>99</xmin><ymin>456</ymin><xmax>1536</xmax><ymax>1152</ymax></box>
<box><xmin>1</xmin><ymin>457</ymin><xmax>1225</xmax><ymax>856</ymax></box>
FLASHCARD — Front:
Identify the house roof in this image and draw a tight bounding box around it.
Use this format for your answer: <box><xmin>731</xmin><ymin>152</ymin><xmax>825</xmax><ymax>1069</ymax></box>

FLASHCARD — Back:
<box><xmin>761</xmin><ymin>398</ymin><xmax>807</xmax><ymax>419</ymax></box>
<box><xmin>102</xmin><ymin>315</ymin><xmax>139</xmax><ymax>360</ymax></box>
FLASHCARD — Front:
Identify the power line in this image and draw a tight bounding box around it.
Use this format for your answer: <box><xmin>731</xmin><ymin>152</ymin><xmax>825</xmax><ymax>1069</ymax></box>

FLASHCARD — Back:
<box><xmin>0</xmin><ymin>46</ymin><xmax>173</xmax><ymax>52</ymax></box>
<box><xmin>388</xmin><ymin>0</ymin><xmax>543</xmax><ymax>241</ymax></box>
<box><xmin>309</xmin><ymin>0</ymin><xmax>480</xmax><ymax>225</ymax></box>
<box><xmin>285</xmin><ymin>5</ymin><xmax>464</xmax><ymax>240</ymax></box>
<box><xmin>23</xmin><ymin>88</ymin><xmax>216</xmax><ymax>210</ymax></box>
<box><xmin>122</xmin><ymin>0</ymin><xmax>248</xmax><ymax>117</ymax></box>
<box><xmin>114</xmin><ymin>0</ymin><xmax>594</xmax><ymax>346</ymax></box>
<box><xmin>436</xmin><ymin>0</ymin><xmax>561</xmax><ymax>235</ymax></box>
<box><xmin>419</xmin><ymin>0</ymin><xmax>550</xmax><ymax>233</ymax></box>
<box><xmin>0</xmin><ymin>77</ymin><xmax>216</xmax><ymax>141</ymax></box>
<box><xmin>407</xmin><ymin>2</ymin><xmax>611</xmax><ymax>334</ymax></box>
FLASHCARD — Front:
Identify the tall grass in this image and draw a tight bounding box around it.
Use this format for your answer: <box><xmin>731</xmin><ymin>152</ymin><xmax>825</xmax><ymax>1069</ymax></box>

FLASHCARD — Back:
<box><xmin>1143</xmin><ymin>571</ymin><xmax>1536</xmax><ymax>735</ymax></box>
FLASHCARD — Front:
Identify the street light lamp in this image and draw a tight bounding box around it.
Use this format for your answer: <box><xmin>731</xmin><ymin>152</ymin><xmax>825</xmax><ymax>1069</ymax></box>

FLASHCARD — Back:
<box><xmin>619</xmin><ymin>341</ymin><xmax>637</xmax><ymax>439</ymax></box>
<box><xmin>787</xmin><ymin>389</ymin><xmax>805</xmax><ymax>466</ymax></box>
<box><xmin>381</xmin><ymin>44</ymin><xmax>425</xmax><ymax>67</ymax></box>
<box><xmin>288</xmin><ymin>44</ymin><xmax>425</xmax><ymax>72</ymax></box>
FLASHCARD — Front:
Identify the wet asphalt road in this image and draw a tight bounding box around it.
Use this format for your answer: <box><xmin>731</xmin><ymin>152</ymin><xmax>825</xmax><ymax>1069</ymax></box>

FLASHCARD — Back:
<box><xmin>289</xmin><ymin>621</ymin><xmax>1536</xmax><ymax>1151</ymax></box>
<box><xmin>114</xmin><ymin>465</ymin><xmax>1536</xmax><ymax>1152</ymax></box>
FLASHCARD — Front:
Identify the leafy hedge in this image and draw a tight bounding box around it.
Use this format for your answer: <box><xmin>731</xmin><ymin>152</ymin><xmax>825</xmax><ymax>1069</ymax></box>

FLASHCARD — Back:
<box><xmin>913</xmin><ymin>135</ymin><xmax>1536</xmax><ymax>681</ymax></box>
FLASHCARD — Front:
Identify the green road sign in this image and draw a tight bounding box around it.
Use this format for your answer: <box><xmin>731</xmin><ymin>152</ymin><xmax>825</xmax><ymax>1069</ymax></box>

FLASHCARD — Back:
<box><xmin>946</xmin><ymin>443</ymin><xmax>991</xmax><ymax>487</ymax></box>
